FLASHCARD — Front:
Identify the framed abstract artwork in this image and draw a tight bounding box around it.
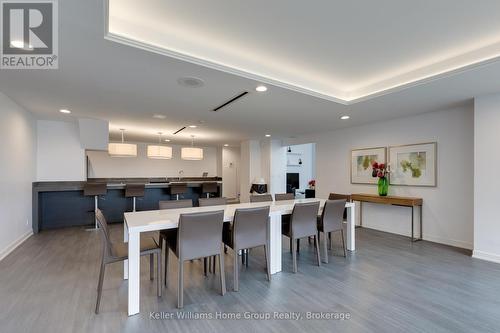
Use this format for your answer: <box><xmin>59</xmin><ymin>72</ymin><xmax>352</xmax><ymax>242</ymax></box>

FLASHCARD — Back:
<box><xmin>350</xmin><ymin>147</ymin><xmax>387</xmax><ymax>184</ymax></box>
<box><xmin>389</xmin><ymin>142</ymin><xmax>437</xmax><ymax>186</ymax></box>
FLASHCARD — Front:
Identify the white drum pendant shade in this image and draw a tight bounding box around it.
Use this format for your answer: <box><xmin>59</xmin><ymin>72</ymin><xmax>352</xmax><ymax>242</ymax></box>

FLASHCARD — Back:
<box><xmin>181</xmin><ymin>147</ymin><xmax>203</xmax><ymax>160</ymax></box>
<box><xmin>147</xmin><ymin>145</ymin><xmax>173</xmax><ymax>159</ymax></box>
<box><xmin>108</xmin><ymin>143</ymin><xmax>137</xmax><ymax>157</ymax></box>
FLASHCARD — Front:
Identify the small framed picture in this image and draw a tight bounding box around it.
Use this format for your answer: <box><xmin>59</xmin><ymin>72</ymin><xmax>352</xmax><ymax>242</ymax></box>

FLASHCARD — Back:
<box><xmin>351</xmin><ymin>147</ymin><xmax>387</xmax><ymax>184</ymax></box>
<box><xmin>389</xmin><ymin>142</ymin><xmax>437</xmax><ymax>187</ymax></box>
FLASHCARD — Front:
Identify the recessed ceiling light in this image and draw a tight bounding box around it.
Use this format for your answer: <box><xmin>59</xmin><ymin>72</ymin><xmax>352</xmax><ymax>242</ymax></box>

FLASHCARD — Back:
<box><xmin>223</xmin><ymin>144</ymin><xmax>229</xmax><ymax>147</ymax></box>
<box><xmin>60</xmin><ymin>109</ymin><xmax>71</xmax><ymax>114</ymax></box>
<box><xmin>164</xmin><ymin>139</ymin><xmax>171</xmax><ymax>142</ymax></box>
<box><xmin>153</xmin><ymin>114</ymin><xmax>166</xmax><ymax>119</ymax></box>
<box><xmin>188</xmin><ymin>125</ymin><xmax>197</xmax><ymax>128</ymax></box>
<box><xmin>340</xmin><ymin>115</ymin><xmax>350</xmax><ymax>120</ymax></box>
<box><xmin>256</xmin><ymin>85</ymin><xmax>268</xmax><ymax>92</ymax></box>
<box><xmin>177</xmin><ymin>77</ymin><xmax>204</xmax><ymax>88</ymax></box>
<box><xmin>265</xmin><ymin>134</ymin><xmax>271</xmax><ymax>137</ymax></box>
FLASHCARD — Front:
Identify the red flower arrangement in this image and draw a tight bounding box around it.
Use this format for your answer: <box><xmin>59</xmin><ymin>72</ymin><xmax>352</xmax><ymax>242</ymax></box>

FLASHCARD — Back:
<box><xmin>308</xmin><ymin>179</ymin><xmax>316</xmax><ymax>188</ymax></box>
<box><xmin>371</xmin><ymin>162</ymin><xmax>388</xmax><ymax>179</ymax></box>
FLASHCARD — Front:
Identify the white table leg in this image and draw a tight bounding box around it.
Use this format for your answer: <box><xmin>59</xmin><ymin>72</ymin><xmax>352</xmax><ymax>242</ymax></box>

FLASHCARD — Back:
<box><xmin>346</xmin><ymin>204</ymin><xmax>356</xmax><ymax>251</ymax></box>
<box><xmin>269</xmin><ymin>214</ymin><xmax>282</xmax><ymax>274</ymax></box>
<box><xmin>123</xmin><ymin>221</ymin><xmax>128</xmax><ymax>280</ymax></box>
<box><xmin>128</xmin><ymin>230</ymin><xmax>140</xmax><ymax>316</ymax></box>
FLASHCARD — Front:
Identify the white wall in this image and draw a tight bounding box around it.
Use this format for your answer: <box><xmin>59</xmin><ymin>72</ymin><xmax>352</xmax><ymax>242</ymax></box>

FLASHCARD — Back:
<box><xmin>222</xmin><ymin>146</ymin><xmax>240</xmax><ymax>199</ymax></box>
<box><xmin>239</xmin><ymin>140</ymin><xmax>261</xmax><ymax>203</ymax></box>
<box><xmin>37</xmin><ymin>120</ymin><xmax>86</xmax><ymax>181</ymax></box>
<box><xmin>473</xmin><ymin>94</ymin><xmax>500</xmax><ymax>263</ymax></box>
<box><xmin>286</xmin><ymin>106</ymin><xmax>474</xmax><ymax>249</ymax></box>
<box><xmin>286</xmin><ymin>143</ymin><xmax>315</xmax><ymax>189</ymax></box>
<box><xmin>0</xmin><ymin>93</ymin><xmax>36</xmax><ymax>260</ymax></box>
<box><xmin>87</xmin><ymin>143</ymin><xmax>218</xmax><ymax>178</ymax></box>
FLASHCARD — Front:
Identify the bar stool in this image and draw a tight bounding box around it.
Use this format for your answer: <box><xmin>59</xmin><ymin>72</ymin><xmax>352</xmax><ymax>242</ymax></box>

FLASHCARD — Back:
<box><xmin>170</xmin><ymin>183</ymin><xmax>188</xmax><ymax>200</ymax></box>
<box><xmin>125</xmin><ymin>184</ymin><xmax>145</xmax><ymax>212</ymax></box>
<box><xmin>83</xmin><ymin>183</ymin><xmax>107</xmax><ymax>229</ymax></box>
<box><xmin>201</xmin><ymin>182</ymin><xmax>218</xmax><ymax>198</ymax></box>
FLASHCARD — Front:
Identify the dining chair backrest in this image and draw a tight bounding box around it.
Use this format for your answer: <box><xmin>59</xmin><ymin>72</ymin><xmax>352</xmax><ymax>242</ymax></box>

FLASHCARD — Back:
<box><xmin>328</xmin><ymin>193</ymin><xmax>351</xmax><ymax>201</ymax></box>
<box><xmin>275</xmin><ymin>193</ymin><xmax>294</xmax><ymax>201</ymax></box>
<box><xmin>95</xmin><ymin>208</ymin><xmax>113</xmax><ymax>257</ymax></box>
<box><xmin>232</xmin><ymin>206</ymin><xmax>270</xmax><ymax>249</ymax></box>
<box><xmin>250</xmin><ymin>194</ymin><xmax>273</xmax><ymax>203</ymax></box>
<box><xmin>177</xmin><ymin>210</ymin><xmax>225</xmax><ymax>260</ymax></box>
<box><xmin>159</xmin><ymin>199</ymin><xmax>193</xmax><ymax>210</ymax></box>
<box><xmin>198</xmin><ymin>197</ymin><xmax>227</xmax><ymax>207</ymax></box>
<box><xmin>320</xmin><ymin>199</ymin><xmax>346</xmax><ymax>233</ymax></box>
<box><xmin>290</xmin><ymin>201</ymin><xmax>320</xmax><ymax>238</ymax></box>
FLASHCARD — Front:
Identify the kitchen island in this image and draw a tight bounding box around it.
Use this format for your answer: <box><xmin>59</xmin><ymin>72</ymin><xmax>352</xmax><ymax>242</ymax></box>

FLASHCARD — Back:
<box><xmin>32</xmin><ymin>177</ymin><xmax>222</xmax><ymax>233</ymax></box>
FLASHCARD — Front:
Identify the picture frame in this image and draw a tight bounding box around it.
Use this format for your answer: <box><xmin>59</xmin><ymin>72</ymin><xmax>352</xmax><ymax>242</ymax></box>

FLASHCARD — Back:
<box><xmin>350</xmin><ymin>147</ymin><xmax>387</xmax><ymax>184</ymax></box>
<box><xmin>389</xmin><ymin>142</ymin><xmax>437</xmax><ymax>187</ymax></box>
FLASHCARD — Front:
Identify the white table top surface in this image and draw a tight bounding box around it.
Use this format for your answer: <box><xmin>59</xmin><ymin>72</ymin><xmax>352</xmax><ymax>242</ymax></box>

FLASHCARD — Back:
<box><xmin>124</xmin><ymin>198</ymin><xmax>354</xmax><ymax>233</ymax></box>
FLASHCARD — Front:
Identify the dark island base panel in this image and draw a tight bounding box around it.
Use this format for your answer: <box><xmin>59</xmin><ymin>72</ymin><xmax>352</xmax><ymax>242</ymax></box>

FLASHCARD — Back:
<box><xmin>38</xmin><ymin>187</ymin><xmax>221</xmax><ymax>231</ymax></box>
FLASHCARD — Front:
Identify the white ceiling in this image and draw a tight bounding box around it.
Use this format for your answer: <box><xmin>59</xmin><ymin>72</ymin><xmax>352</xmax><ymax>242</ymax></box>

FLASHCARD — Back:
<box><xmin>108</xmin><ymin>0</ymin><xmax>500</xmax><ymax>103</ymax></box>
<box><xmin>1</xmin><ymin>0</ymin><xmax>500</xmax><ymax>146</ymax></box>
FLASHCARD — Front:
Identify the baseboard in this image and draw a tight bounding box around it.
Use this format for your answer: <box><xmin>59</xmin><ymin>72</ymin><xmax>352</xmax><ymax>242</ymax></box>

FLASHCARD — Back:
<box><xmin>472</xmin><ymin>250</ymin><xmax>500</xmax><ymax>264</ymax></box>
<box><xmin>0</xmin><ymin>230</ymin><xmax>33</xmax><ymax>261</ymax></box>
<box><xmin>423</xmin><ymin>235</ymin><xmax>473</xmax><ymax>250</ymax></box>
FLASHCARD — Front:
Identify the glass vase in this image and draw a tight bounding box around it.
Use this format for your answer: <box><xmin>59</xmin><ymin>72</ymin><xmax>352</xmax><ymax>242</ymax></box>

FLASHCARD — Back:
<box><xmin>378</xmin><ymin>177</ymin><xmax>388</xmax><ymax>196</ymax></box>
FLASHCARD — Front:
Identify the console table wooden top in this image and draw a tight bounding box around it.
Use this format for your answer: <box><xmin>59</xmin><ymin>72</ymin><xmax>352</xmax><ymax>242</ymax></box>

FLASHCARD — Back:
<box><xmin>351</xmin><ymin>194</ymin><xmax>423</xmax><ymax>207</ymax></box>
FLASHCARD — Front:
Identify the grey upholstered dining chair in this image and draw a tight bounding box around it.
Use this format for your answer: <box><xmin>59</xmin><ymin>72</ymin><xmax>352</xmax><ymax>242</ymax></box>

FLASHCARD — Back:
<box><xmin>198</xmin><ymin>197</ymin><xmax>227</xmax><ymax>207</ymax></box>
<box><xmin>94</xmin><ymin>209</ymin><xmax>161</xmax><ymax>314</ymax></box>
<box><xmin>158</xmin><ymin>199</ymin><xmax>194</xmax><ymax>284</ymax></box>
<box><xmin>282</xmin><ymin>201</ymin><xmax>321</xmax><ymax>273</ymax></box>
<box><xmin>159</xmin><ymin>199</ymin><xmax>193</xmax><ymax>210</ymax></box>
<box><xmin>275</xmin><ymin>193</ymin><xmax>295</xmax><ymax>201</ymax></box>
<box><xmin>328</xmin><ymin>193</ymin><xmax>351</xmax><ymax>220</ymax></box>
<box><xmin>275</xmin><ymin>192</ymin><xmax>297</xmax><ymax>252</ymax></box>
<box><xmin>222</xmin><ymin>206</ymin><xmax>271</xmax><ymax>291</ymax></box>
<box><xmin>250</xmin><ymin>194</ymin><xmax>273</xmax><ymax>203</ymax></box>
<box><xmin>164</xmin><ymin>210</ymin><xmax>226</xmax><ymax>308</ymax></box>
<box><xmin>317</xmin><ymin>199</ymin><xmax>347</xmax><ymax>263</ymax></box>
<box><xmin>198</xmin><ymin>196</ymin><xmax>228</xmax><ymax>272</ymax></box>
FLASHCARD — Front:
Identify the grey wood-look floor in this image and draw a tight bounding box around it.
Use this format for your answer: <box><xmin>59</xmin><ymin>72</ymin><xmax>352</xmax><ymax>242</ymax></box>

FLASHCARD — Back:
<box><xmin>1</xmin><ymin>225</ymin><xmax>499</xmax><ymax>333</ymax></box>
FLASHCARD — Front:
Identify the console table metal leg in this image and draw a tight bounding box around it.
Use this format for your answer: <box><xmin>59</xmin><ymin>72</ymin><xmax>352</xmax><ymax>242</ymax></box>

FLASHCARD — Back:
<box><xmin>420</xmin><ymin>205</ymin><xmax>423</xmax><ymax>240</ymax></box>
<box><xmin>411</xmin><ymin>205</ymin><xmax>423</xmax><ymax>242</ymax></box>
<box><xmin>411</xmin><ymin>206</ymin><xmax>414</xmax><ymax>241</ymax></box>
<box><xmin>359</xmin><ymin>201</ymin><xmax>363</xmax><ymax>227</ymax></box>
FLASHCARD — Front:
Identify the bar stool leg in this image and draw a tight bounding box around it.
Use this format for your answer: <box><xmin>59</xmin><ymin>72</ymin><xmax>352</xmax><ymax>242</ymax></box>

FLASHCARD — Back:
<box><xmin>95</xmin><ymin>195</ymin><xmax>99</xmax><ymax>229</ymax></box>
<box><xmin>132</xmin><ymin>197</ymin><xmax>136</xmax><ymax>212</ymax></box>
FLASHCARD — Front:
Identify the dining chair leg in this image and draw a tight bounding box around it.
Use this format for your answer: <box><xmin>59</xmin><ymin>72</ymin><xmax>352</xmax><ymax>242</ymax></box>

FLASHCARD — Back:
<box><xmin>322</xmin><ymin>231</ymin><xmax>329</xmax><ymax>264</ymax></box>
<box><xmin>164</xmin><ymin>247</ymin><xmax>169</xmax><ymax>287</ymax></box>
<box><xmin>314</xmin><ymin>235</ymin><xmax>321</xmax><ymax>267</ymax></box>
<box><xmin>341</xmin><ymin>229</ymin><xmax>346</xmax><ymax>258</ymax></box>
<box><xmin>292</xmin><ymin>237</ymin><xmax>297</xmax><ymax>273</ymax></box>
<box><xmin>157</xmin><ymin>252</ymin><xmax>161</xmax><ymax>297</ymax></box>
<box><xmin>263</xmin><ymin>244</ymin><xmax>271</xmax><ymax>282</ymax></box>
<box><xmin>212</xmin><ymin>255</ymin><xmax>216</xmax><ymax>272</ymax></box>
<box><xmin>233</xmin><ymin>249</ymin><xmax>239</xmax><ymax>291</ymax></box>
<box><xmin>219</xmin><ymin>253</ymin><xmax>226</xmax><ymax>296</ymax></box>
<box><xmin>297</xmin><ymin>239</ymin><xmax>300</xmax><ymax>253</ymax></box>
<box><xmin>177</xmin><ymin>260</ymin><xmax>184</xmax><ymax>308</ymax></box>
<box><xmin>95</xmin><ymin>261</ymin><xmax>105</xmax><ymax>314</ymax></box>
<box><xmin>308</xmin><ymin>236</ymin><xmax>312</xmax><ymax>244</ymax></box>
<box><xmin>149</xmin><ymin>253</ymin><xmax>154</xmax><ymax>280</ymax></box>
<box><xmin>328</xmin><ymin>232</ymin><xmax>332</xmax><ymax>250</ymax></box>
<box><xmin>204</xmin><ymin>257</ymin><xmax>208</xmax><ymax>276</ymax></box>
<box><xmin>245</xmin><ymin>250</ymin><xmax>249</xmax><ymax>268</ymax></box>
<box><xmin>289</xmin><ymin>238</ymin><xmax>293</xmax><ymax>254</ymax></box>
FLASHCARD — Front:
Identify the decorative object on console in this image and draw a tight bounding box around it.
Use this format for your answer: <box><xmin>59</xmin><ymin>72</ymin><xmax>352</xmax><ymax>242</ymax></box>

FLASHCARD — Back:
<box><xmin>372</xmin><ymin>162</ymin><xmax>389</xmax><ymax>196</ymax></box>
<box><xmin>308</xmin><ymin>179</ymin><xmax>316</xmax><ymax>190</ymax></box>
<box><xmin>351</xmin><ymin>147</ymin><xmax>386</xmax><ymax>184</ymax></box>
<box><xmin>250</xmin><ymin>178</ymin><xmax>268</xmax><ymax>194</ymax></box>
<box><xmin>389</xmin><ymin>142</ymin><xmax>437</xmax><ymax>186</ymax></box>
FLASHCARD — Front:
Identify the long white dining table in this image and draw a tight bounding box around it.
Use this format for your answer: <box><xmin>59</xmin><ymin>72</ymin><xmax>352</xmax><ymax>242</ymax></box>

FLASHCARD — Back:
<box><xmin>123</xmin><ymin>198</ymin><xmax>356</xmax><ymax>316</ymax></box>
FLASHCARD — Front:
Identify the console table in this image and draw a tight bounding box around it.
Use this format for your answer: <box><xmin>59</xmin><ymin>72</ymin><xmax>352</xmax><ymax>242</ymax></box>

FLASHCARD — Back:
<box><xmin>351</xmin><ymin>194</ymin><xmax>423</xmax><ymax>242</ymax></box>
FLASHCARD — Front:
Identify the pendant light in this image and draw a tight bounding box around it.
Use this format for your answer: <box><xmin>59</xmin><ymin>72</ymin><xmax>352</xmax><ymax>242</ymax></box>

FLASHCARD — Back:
<box><xmin>181</xmin><ymin>135</ymin><xmax>203</xmax><ymax>160</ymax></box>
<box><xmin>147</xmin><ymin>132</ymin><xmax>173</xmax><ymax>159</ymax></box>
<box><xmin>108</xmin><ymin>129</ymin><xmax>137</xmax><ymax>157</ymax></box>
